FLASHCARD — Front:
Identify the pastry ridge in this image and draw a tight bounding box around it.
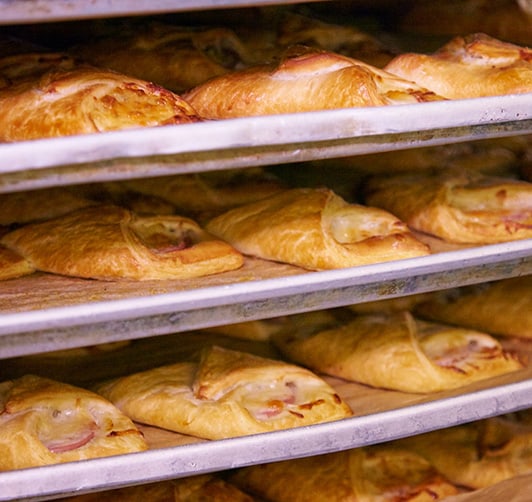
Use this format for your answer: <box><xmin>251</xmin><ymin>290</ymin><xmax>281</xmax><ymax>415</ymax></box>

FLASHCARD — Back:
<box><xmin>0</xmin><ymin>375</ymin><xmax>148</xmax><ymax>470</ymax></box>
<box><xmin>184</xmin><ymin>47</ymin><xmax>444</xmax><ymax>119</ymax></box>
<box><xmin>206</xmin><ymin>187</ymin><xmax>430</xmax><ymax>270</ymax></box>
<box><xmin>272</xmin><ymin>312</ymin><xmax>523</xmax><ymax>393</ymax></box>
<box><xmin>0</xmin><ymin>205</ymin><xmax>244</xmax><ymax>280</ymax></box>
<box><xmin>364</xmin><ymin>171</ymin><xmax>532</xmax><ymax>244</ymax></box>
<box><xmin>96</xmin><ymin>345</ymin><xmax>352</xmax><ymax>440</ymax></box>
<box><xmin>384</xmin><ymin>33</ymin><xmax>532</xmax><ymax>99</ymax></box>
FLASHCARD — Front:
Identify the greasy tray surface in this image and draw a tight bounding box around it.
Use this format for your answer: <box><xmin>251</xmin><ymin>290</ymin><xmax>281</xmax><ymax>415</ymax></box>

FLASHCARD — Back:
<box><xmin>0</xmin><ymin>332</ymin><xmax>530</xmax><ymax>501</ymax></box>
<box><xmin>0</xmin><ymin>95</ymin><xmax>531</xmax><ymax>193</ymax></box>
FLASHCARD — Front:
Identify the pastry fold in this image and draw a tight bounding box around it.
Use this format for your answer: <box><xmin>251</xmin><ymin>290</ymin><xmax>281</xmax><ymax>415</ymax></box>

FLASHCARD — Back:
<box><xmin>384</xmin><ymin>33</ymin><xmax>532</xmax><ymax>99</ymax></box>
<box><xmin>415</xmin><ymin>277</ymin><xmax>532</xmax><ymax>339</ymax></box>
<box><xmin>0</xmin><ymin>59</ymin><xmax>200</xmax><ymax>141</ymax></box>
<box><xmin>73</xmin><ymin>22</ymin><xmax>252</xmax><ymax>93</ymax></box>
<box><xmin>96</xmin><ymin>345</ymin><xmax>352</xmax><ymax>440</ymax></box>
<box><xmin>397</xmin><ymin>416</ymin><xmax>532</xmax><ymax>489</ymax></box>
<box><xmin>363</xmin><ymin>171</ymin><xmax>532</xmax><ymax>244</ymax></box>
<box><xmin>230</xmin><ymin>444</ymin><xmax>459</xmax><ymax>501</ymax></box>
<box><xmin>272</xmin><ymin>312</ymin><xmax>523</xmax><ymax>393</ymax></box>
<box><xmin>0</xmin><ymin>375</ymin><xmax>147</xmax><ymax>470</ymax></box>
<box><xmin>0</xmin><ymin>205</ymin><xmax>244</xmax><ymax>280</ymax></box>
<box><xmin>183</xmin><ymin>47</ymin><xmax>444</xmax><ymax>119</ymax></box>
<box><xmin>205</xmin><ymin>188</ymin><xmax>430</xmax><ymax>270</ymax></box>
<box><xmin>0</xmin><ymin>244</ymin><xmax>34</xmax><ymax>280</ymax></box>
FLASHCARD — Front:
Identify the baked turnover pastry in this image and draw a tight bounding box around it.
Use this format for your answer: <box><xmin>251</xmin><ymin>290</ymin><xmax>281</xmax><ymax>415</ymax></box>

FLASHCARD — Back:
<box><xmin>363</xmin><ymin>171</ymin><xmax>532</xmax><ymax>244</ymax></box>
<box><xmin>230</xmin><ymin>444</ymin><xmax>459</xmax><ymax>501</ymax></box>
<box><xmin>384</xmin><ymin>33</ymin><xmax>532</xmax><ymax>99</ymax></box>
<box><xmin>415</xmin><ymin>277</ymin><xmax>532</xmax><ymax>339</ymax></box>
<box><xmin>0</xmin><ymin>375</ymin><xmax>148</xmax><ymax>470</ymax></box>
<box><xmin>0</xmin><ymin>64</ymin><xmax>200</xmax><ymax>142</ymax></box>
<box><xmin>206</xmin><ymin>187</ymin><xmax>430</xmax><ymax>270</ymax></box>
<box><xmin>272</xmin><ymin>312</ymin><xmax>523</xmax><ymax>393</ymax></box>
<box><xmin>397</xmin><ymin>416</ymin><xmax>532</xmax><ymax>489</ymax></box>
<box><xmin>183</xmin><ymin>46</ymin><xmax>444</xmax><ymax>119</ymax></box>
<box><xmin>0</xmin><ymin>205</ymin><xmax>244</xmax><ymax>280</ymax></box>
<box><xmin>73</xmin><ymin>22</ymin><xmax>252</xmax><ymax>93</ymax></box>
<box><xmin>96</xmin><ymin>345</ymin><xmax>352</xmax><ymax>440</ymax></box>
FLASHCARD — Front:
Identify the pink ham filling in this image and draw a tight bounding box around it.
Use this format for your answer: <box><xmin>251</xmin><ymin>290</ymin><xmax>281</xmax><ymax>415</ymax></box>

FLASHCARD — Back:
<box><xmin>43</xmin><ymin>422</ymin><xmax>97</xmax><ymax>453</ymax></box>
<box><xmin>253</xmin><ymin>382</ymin><xmax>297</xmax><ymax>420</ymax></box>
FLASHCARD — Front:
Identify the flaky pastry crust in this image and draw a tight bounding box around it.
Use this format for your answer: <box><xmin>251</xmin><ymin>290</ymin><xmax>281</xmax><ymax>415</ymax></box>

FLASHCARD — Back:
<box><xmin>397</xmin><ymin>417</ymin><xmax>532</xmax><ymax>489</ymax></box>
<box><xmin>96</xmin><ymin>345</ymin><xmax>352</xmax><ymax>440</ymax></box>
<box><xmin>0</xmin><ymin>375</ymin><xmax>147</xmax><ymax>470</ymax></box>
<box><xmin>73</xmin><ymin>22</ymin><xmax>252</xmax><ymax>93</ymax></box>
<box><xmin>273</xmin><ymin>312</ymin><xmax>523</xmax><ymax>393</ymax></box>
<box><xmin>231</xmin><ymin>444</ymin><xmax>459</xmax><ymax>501</ymax></box>
<box><xmin>206</xmin><ymin>187</ymin><xmax>430</xmax><ymax>270</ymax></box>
<box><xmin>0</xmin><ymin>205</ymin><xmax>244</xmax><ymax>280</ymax></box>
<box><xmin>415</xmin><ymin>277</ymin><xmax>532</xmax><ymax>339</ymax></box>
<box><xmin>184</xmin><ymin>47</ymin><xmax>443</xmax><ymax>119</ymax></box>
<box><xmin>0</xmin><ymin>64</ymin><xmax>200</xmax><ymax>141</ymax></box>
<box><xmin>364</xmin><ymin>171</ymin><xmax>532</xmax><ymax>244</ymax></box>
<box><xmin>384</xmin><ymin>33</ymin><xmax>532</xmax><ymax>99</ymax></box>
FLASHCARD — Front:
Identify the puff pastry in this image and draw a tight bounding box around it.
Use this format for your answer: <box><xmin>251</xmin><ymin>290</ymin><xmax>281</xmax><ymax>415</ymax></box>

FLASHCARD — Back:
<box><xmin>397</xmin><ymin>416</ymin><xmax>532</xmax><ymax>489</ymax></box>
<box><xmin>276</xmin><ymin>12</ymin><xmax>396</xmax><ymax>67</ymax></box>
<box><xmin>230</xmin><ymin>444</ymin><xmax>459</xmax><ymax>501</ymax></box>
<box><xmin>272</xmin><ymin>312</ymin><xmax>523</xmax><ymax>393</ymax></box>
<box><xmin>415</xmin><ymin>277</ymin><xmax>532</xmax><ymax>339</ymax></box>
<box><xmin>73</xmin><ymin>22</ymin><xmax>252</xmax><ymax>93</ymax></box>
<box><xmin>363</xmin><ymin>171</ymin><xmax>532</xmax><ymax>244</ymax></box>
<box><xmin>0</xmin><ymin>64</ymin><xmax>200</xmax><ymax>142</ymax></box>
<box><xmin>206</xmin><ymin>187</ymin><xmax>430</xmax><ymax>270</ymax></box>
<box><xmin>121</xmin><ymin>168</ymin><xmax>284</xmax><ymax>217</ymax></box>
<box><xmin>384</xmin><ymin>33</ymin><xmax>532</xmax><ymax>99</ymax></box>
<box><xmin>0</xmin><ymin>186</ymin><xmax>97</xmax><ymax>225</ymax></box>
<box><xmin>183</xmin><ymin>47</ymin><xmax>444</xmax><ymax>119</ymax></box>
<box><xmin>0</xmin><ymin>244</ymin><xmax>34</xmax><ymax>280</ymax></box>
<box><xmin>0</xmin><ymin>205</ymin><xmax>244</xmax><ymax>280</ymax></box>
<box><xmin>0</xmin><ymin>375</ymin><xmax>147</xmax><ymax>471</ymax></box>
<box><xmin>96</xmin><ymin>345</ymin><xmax>352</xmax><ymax>440</ymax></box>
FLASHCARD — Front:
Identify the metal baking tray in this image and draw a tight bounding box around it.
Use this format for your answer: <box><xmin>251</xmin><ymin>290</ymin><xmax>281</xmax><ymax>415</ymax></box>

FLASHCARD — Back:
<box><xmin>0</xmin><ymin>95</ymin><xmax>531</xmax><ymax>194</ymax></box>
<box><xmin>1</xmin><ymin>239</ymin><xmax>530</xmax><ymax>359</ymax></box>
<box><xmin>0</xmin><ymin>0</ymin><xmax>325</xmax><ymax>24</ymax></box>
<box><xmin>1</xmin><ymin>367</ymin><xmax>531</xmax><ymax>501</ymax></box>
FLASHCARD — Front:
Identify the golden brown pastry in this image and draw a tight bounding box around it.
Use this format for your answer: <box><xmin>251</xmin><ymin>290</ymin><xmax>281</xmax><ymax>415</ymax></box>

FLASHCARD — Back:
<box><xmin>73</xmin><ymin>22</ymin><xmax>252</xmax><ymax>93</ymax></box>
<box><xmin>0</xmin><ymin>64</ymin><xmax>200</xmax><ymax>142</ymax></box>
<box><xmin>397</xmin><ymin>416</ymin><xmax>532</xmax><ymax>489</ymax></box>
<box><xmin>276</xmin><ymin>12</ymin><xmax>396</xmax><ymax>67</ymax></box>
<box><xmin>230</xmin><ymin>444</ymin><xmax>459</xmax><ymax>501</ymax></box>
<box><xmin>183</xmin><ymin>46</ymin><xmax>444</xmax><ymax>119</ymax></box>
<box><xmin>400</xmin><ymin>0</ymin><xmax>532</xmax><ymax>46</ymax></box>
<box><xmin>272</xmin><ymin>311</ymin><xmax>523</xmax><ymax>393</ymax></box>
<box><xmin>414</xmin><ymin>277</ymin><xmax>532</xmax><ymax>339</ymax></box>
<box><xmin>384</xmin><ymin>33</ymin><xmax>532</xmax><ymax>99</ymax></box>
<box><xmin>0</xmin><ymin>205</ymin><xmax>244</xmax><ymax>281</ymax></box>
<box><xmin>205</xmin><ymin>187</ymin><xmax>430</xmax><ymax>270</ymax></box>
<box><xmin>202</xmin><ymin>309</ymin><xmax>342</xmax><ymax>342</ymax></box>
<box><xmin>96</xmin><ymin>345</ymin><xmax>352</xmax><ymax>440</ymax></box>
<box><xmin>60</xmin><ymin>474</ymin><xmax>255</xmax><ymax>501</ymax></box>
<box><xmin>121</xmin><ymin>168</ymin><xmax>285</xmax><ymax>218</ymax></box>
<box><xmin>363</xmin><ymin>171</ymin><xmax>532</xmax><ymax>244</ymax></box>
<box><xmin>0</xmin><ymin>186</ymin><xmax>97</xmax><ymax>225</ymax></box>
<box><xmin>0</xmin><ymin>244</ymin><xmax>34</xmax><ymax>280</ymax></box>
<box><xmin>0</xmin><ymin>375</ymin><xmax>148</xmax><ymax>471</ymax></box>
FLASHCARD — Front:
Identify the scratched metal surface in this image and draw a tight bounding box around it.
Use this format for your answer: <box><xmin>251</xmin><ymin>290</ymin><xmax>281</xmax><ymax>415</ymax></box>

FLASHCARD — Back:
<box><xmin>0</xmin><ymin>96</ymin><xmax>530</xmax><ymax>193</ymax></box>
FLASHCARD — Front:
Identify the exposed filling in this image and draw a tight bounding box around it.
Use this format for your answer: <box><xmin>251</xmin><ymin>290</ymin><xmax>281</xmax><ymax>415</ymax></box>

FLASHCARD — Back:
<box><xmin>38</xmin><ymin>407</ymin><xmax>98</xmax><ymax>453</ymax></box>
